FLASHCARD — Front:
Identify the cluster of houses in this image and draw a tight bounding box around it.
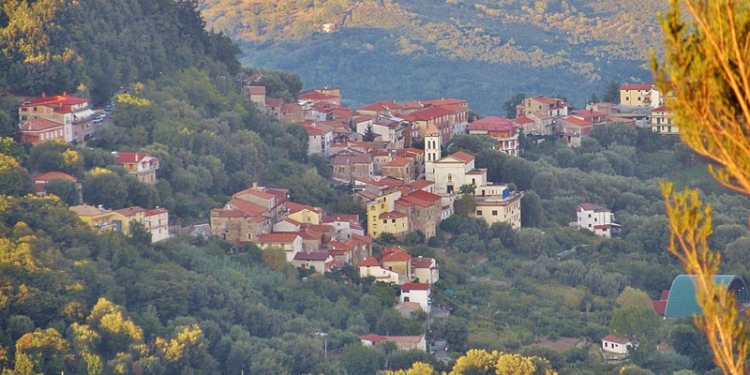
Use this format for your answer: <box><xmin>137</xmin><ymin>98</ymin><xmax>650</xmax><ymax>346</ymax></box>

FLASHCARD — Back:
<box><xmin>18</xmin><ymin>93</ymin><xmax>98</xmax><ymax>145</ymax></box>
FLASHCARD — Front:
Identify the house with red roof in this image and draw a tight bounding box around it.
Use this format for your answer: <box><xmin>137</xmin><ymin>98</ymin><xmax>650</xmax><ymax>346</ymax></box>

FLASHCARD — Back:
<box><xmin>575</xmin><ymin>203</ymin><xmax>621</xmax><ymax>238</ymax></box>
<box><xmin>381</xmin><ymin>157</ymin><xmax>412</xmax><ymax>182</ymax></box>
<box><xmin>382</xmin><ymin>246</ymin><xmax>413</xmax><ymax>283</ymax></box>
<box><xmin>400</xmin><ymin>282</ymin><xmax>431</xmax><ymax>312</ymax></box>
<box><xmin>651</xmin><ymin>106</ymin><xmax>677</xmax><ymax>134</ymax></box>
<box><xmin>355</xmin><ymin>115</ymin><xmax>409</xmax><ymax>149</ymax></box>
<box><xmin>144</xmin><ymin>207</ymin><xmax>170</xmax><ymax>242</ymax></box>
<box><xmin>299</xmin><ymin>90</ymin><xmax>340</xmax><ymax>106</ymax></box>
<box><xmin>331</xmin><ymin>152</ymin><xmax>373</xmax><ymax>183</ymax></box>
<box><xmin>18</xmin><ymin>93</ymin><xmax>95</xmax><ymax>143</ymax></box>
<box><xmin>516</xmin><ymin>96</ymin><xmax>570</xmax><ymax>118</ymax></box>
<box><xmin>556</xmin><ymin>117</ymin><xmax>594</xmax><ymax>147</ymax></box>
<box><xmin>285</xmin><ymin>202</ymin><xmax>323</xmax><ymax>225</ymax></box>
<box><xmin>32</xmin><ymin>171</ymin><xmax>80</xmax><ymax>201</ymax></box>
<box><xmin>258</xmin><ymin>232</ymin><xmax>303</xmax><ymax>261</ymax></box>
<box><xmin>357</xmin><ymin>256</ymin><xmax>400</xmax><ymax>284</ymax></box>
<box><xmin>394</xmin><ymin>189</ymin><xmax>442</xmax><ymax>238</ymax></box>
<box><xmin>302</xmin><ymin>121</ymin><xmax>334</xmax><ymax>157</ymax></box>
<box><xmin>280</xmin><ymin>102</ymin><xmax>304</xmax><ymax>123</ymax></box>
<box><xmin>19</xmin><ymin>118</ymin><xmax>66</xmax><ymax>146</ymax></box>
<box><xmin>409</xmin><ymin>105</ymin><xmax>468</xmax><ymax>143</ymax></box>
<box><xmin>412</xmin><ymin>256</ymin><xmax>440</xmax><ymax>284</ymax></box>
<box><xmin>112</xmin><ymin>151</ymin><xmax>160</xmax><ymax>185</ymax></box>
<box><xmin>358</xmin><ymin>101</ymin><xmax>406</xmax><ymax>117</ymax></box>
<box><xmin>467</xmin><ymin>116</ymin><xmax>520</xmax><ymax>156</ymax></box>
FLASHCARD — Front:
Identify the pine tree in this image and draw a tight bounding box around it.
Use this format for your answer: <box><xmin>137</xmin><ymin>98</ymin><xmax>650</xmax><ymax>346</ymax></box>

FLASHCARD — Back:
<box><xmin>653</xmin><ymin>1</ymin><xmax>750</xmax><ymax>374</ymax></box>
<box><xmin>363</xmin><ymin>124</ymin><xmax>377</xmax><ymax>141</ymax></box>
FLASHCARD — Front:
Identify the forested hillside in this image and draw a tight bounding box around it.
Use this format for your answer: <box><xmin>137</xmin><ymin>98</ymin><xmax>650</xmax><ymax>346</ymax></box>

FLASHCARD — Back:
<box><xmin>199</xmin><ymin>0</ymin><xmax>661</xmax><ymax>113</ymax></box>
<box><xmin>0</xmin><ymin>0</ymin><xmax>239</xmax><ymax>104</ymax></box>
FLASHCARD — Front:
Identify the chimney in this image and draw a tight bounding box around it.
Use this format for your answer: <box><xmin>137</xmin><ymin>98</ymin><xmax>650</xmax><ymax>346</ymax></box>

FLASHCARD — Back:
<box><xmin>252</xmin><ymin>181</ymin><xmax>259</xmax><ymax>189</ymax></box>
<box><xmin>41</xmin><ymin>92</ymin><xmax>46</xmax><ymax>98</ymax></box>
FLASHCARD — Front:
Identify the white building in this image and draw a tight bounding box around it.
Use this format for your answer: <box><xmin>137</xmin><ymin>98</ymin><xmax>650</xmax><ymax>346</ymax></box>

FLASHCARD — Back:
<box><xmin>575</xmin><ymin>203</ymin><xmax>620</xmax><ymax>237</ymax></box>
<box><xmin>412</xmin><ymin>256</ymin><xmax>439</xmax><ymax>284</ymax></box>
<box><xmin>601</xmin><ymin>335</ymin><xmax>632</xmax><ymax>355</ymax></box>
<box><xmin>303</xmin><ymin>122</ymin><xmax>333</xmax><ymax>157</ymax></box>
<box><xmin>258</xmin><ymin>233</ymin><xmax>303</xmax><ymax>261</ymax></box>
<box><xmin>144</xmin><ymin>207</ymin><xmax>170</xmax><ymax>243</ymax></box>
<box><xmin>399</xmin><ymin>282</ymin><xmax>431</xmax><ymax>313</ymax></box>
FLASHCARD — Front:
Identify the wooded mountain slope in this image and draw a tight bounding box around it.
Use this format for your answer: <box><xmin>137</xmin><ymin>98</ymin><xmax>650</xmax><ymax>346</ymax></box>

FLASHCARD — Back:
<box><xmin>199</xmin><ymin>0</ymin><xmax>661</xmax><ymax>113</ymax></box>
<box><xmin>0</xmin><ymin>0</ymin><xmax>239</xmax><ymax>104</ymax></box>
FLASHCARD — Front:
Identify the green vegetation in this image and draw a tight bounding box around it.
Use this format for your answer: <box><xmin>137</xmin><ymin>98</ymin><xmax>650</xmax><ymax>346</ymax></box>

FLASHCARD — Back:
<box><xmin>199</xmin><ymin>0</ymin><xmax>662</xmax><ymax>112</ymax></box>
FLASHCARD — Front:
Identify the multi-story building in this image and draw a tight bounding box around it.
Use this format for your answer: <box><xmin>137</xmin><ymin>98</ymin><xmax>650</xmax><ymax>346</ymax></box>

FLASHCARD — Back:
<box><xmin>406</xmin><ymin>105</ymin><xmax>468</xmax><ymax>143</ymax></box>
<box><xmin>467</xmin><ymin>116</ymin><xmax>520</xmax><ymax>156</ymax></box>
<box><xmin>18</xmin><ymin>93</ymin><xmax>96</xmax><ymax>143</ymax></box>
<box><xmin>473</xmin><ymin>185</ymin><xmax>523</xmax><ymax>230</ymax></box>
<box><xmin>302</xmin><ymin>121</ymin><xmax>334</xmax><ymax>157</ymax></box>
<box><xmin>575</xmin><ymin>203</ymin><xmax>620</xmax><ymax>237</ymax></box>
<box><xmin>112</xmin><ymin>152</ymin><xmax>160</xmax><ymax>185</ymax></box>
<box><xmin>516</xmin><ymin>96</ymin><xmax>570</xmax><ymax>118</ymax></box>
<box><xmin>619</xmin><ymin>83</ymin><xmax>661</xmax><ymax>107</ymax></box>
<box><xmin>144</xmin><ymin>207</ymin><xmax>170</xmax><ymax>242</ymax></box>
<box><xmin>651</xmin><ymin>106</ymin><xmax>678</xmax><ymax>134</ymax></box>
<box><xmin>19</xmin><ymin>118</ymin><xmax>66</xmax><ymax>145</ymax></box>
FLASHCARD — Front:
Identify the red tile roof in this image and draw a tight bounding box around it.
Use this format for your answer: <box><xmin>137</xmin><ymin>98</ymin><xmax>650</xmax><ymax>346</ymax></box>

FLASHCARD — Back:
<box><xmin>259</xmin><ymin>232</ymin><xmax>300</xmax><ymax>243</ymax></box>
<box><xmin>32</xmin><ymin>171</ymin><xmax>76</xmax><ymax>181</ymax></box>
<box><xmin>382</xmin><ymin>157</ymin><xmax>410</xmax><ymax>168</ymax></box>
<box><xmin>248</xmin><ymin>86</ymin><xmax>266</xmax><ymax>95</ymax></box>
<box><xmin>225</xmin><ymin>198</ymin><xmax>268</xmax><ymax>216</ymax></box>
<box><xmin>299</xmin><ymin>91</ymin><xmax>338</xmax><ymax>101</ymax></box>
<box><xmin>379</xmin><ymin>211</ymin><xmax>407</xmax><ymax>219</ymax></box>
<box><xmin>24</xmin><ymin>94</ymin><xmax>88</xmax><ymax>106</ymax></box>
<box><xmin>266</xmin><ymin>97</ymin><xmax>283</xmax><ymax>108</ymax></box>
<box><xmin>651</xmin><ymin>106</ymin><xmax>670</xmax><ymax>112</ymax></box>
<box><xmin>383</xmin><ymin>248</ymin><xmax>411</xmax><ymax>262</ymax></box>
<box><xmin>422</xmin><ymin>98</ymin><xmax>467</xmax><ymax>107</ymax></box>
<box><xmin>351</xmin><ymin>233</ymin><xmax>372</xmax><ymax>244</ymax></box>
<box><xmin>331</xmin><ymin>154</ymin><xmax>372</xmax><ymax>165</ymax></box>
<box><xmin>358</xmin><ymin>257</ymin><xmax>380</xmax><ymax>267</ymax></box>
<box><xmin>562</xmin><ymin>117</ymin><xmax>593</xmax><ymax>127</ymax></box>
<box><xmin>144</xmin><ymin>207</ymin><xmax>169</xmax><ymax>216</ymax></box>
<box><xmin>285</xmin><ymin>202</ymin><xmax>322</xmax><ymax>215</ymax></box>
<box><xmin>323</xmin><ymin>213</ymin><xmax>359</xmax><ymax>223</ymax></box>
<box><xmin>113</xmin><ymin>152</ymin><xmax>156</xmax><ymax>164</ymax></box>
<box><xmin>405</xmin><ymin>180</ymin><xmax>434</xmax><ymax>190</ymax></box>
<box><xmin>329</xmin><ymin>240</ymin><xmax>355</xmax><ymax>251</ymax></box>
<box><xmin>359</xmin><ymin>101</ymin><xmax>405</xmax><ymax>112</ymax></box>
<box><xmin>232</xmin><ymin>188</ymin><xmax>275</xmax><ymax>201</ymax></box>
<box><xmin>513</xmin><ymin>116</ymin><xmax>534</xmax><ymax>125</ymax></box>
<box><xmin>360</xmin><ymin>334</ymin><xmax>387</xmax><ymax>343</ymax></box>
<box><xmin>401</xmin><ymin>282</ymin><xmax>430</xmax><ymax>291</ymax></box>
<box><xmin>413</xmin><ymin>257</ymin><xmax>435</xmax><ymax>268</ymax></box>
<box><xmin>115</xmin><ymin>206</ymin><xmax>146</xmax><ymax>217</ymax></box>
<box><xmin>303</xmin><ymin>122</ymin><xmax>333</xmax><ymax>136</ymax></box>
<box><xmin>293</xmin><ymin>252</ymin><xmax>330</xmax><ymax>261</ymax></box>
<box><xmin>411</xmin><ymin>106</ymin><xmax>463</xmax><ymax>121</ymax></box>
<box><xmin>450</xmin><ymin>151</ymin><xmax>474</xmax><ymax>163</ymax></box>
<box><xmin>20</xmin><ymin>118</ymin><xmax>64</xmax><ymax>132</ymax></box>
<box><xmin>468</xmin><ymin>116</ymin><xmax>516</xmax><ymax>132</ymax></box>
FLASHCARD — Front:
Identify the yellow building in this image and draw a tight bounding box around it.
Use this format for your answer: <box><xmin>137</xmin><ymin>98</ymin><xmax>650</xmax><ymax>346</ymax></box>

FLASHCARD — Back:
<box><xmin>366</xmin><ymin>191</ymin><xmax>401</xmax><ymax>237</ymax></box>
<box><xmin>473</xmin><ymin>185</ymin><xmax>524</xmax><ymax>229</ymax></box>
<box><xmin>286</xmin><ymin>202</ymin><xmax>323</xmax><ymax>224</ymax></box>
<box><xmin>650</xmin><ymin>106</ymin><xmax>678</xmax><ymax>134</ymax></box>
<box><xmin>114</xmin><ymin>206</ymin><xmax>146</xmax><ymax>235</ymax></box>
<box><xmin>377</xmin><ymin>211</ymin><xmax>409</xmax><ymax>238</ymax></box>
<box><xmin>70</xmin><ymin>204</ymin><xmax>126</xmax><ymax>232</ymax></box>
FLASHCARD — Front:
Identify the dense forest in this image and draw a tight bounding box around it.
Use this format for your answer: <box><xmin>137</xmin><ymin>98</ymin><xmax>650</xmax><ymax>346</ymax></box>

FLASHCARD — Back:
<box><xmin>198</xmin><ymin>0</ymin><xmax>659</xmax><ymax>112</ymax></box>
<box><xmin>0</xmin><ymin>0</ymin><xmax>742</xmax><ymax>374</ymax></box>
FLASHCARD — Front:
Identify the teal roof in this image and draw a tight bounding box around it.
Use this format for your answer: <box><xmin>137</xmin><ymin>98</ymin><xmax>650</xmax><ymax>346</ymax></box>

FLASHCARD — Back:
<box><xmin>664</xmin><ymin>275</ymin><xmax>748</xmax><ymax>318</ymax></box>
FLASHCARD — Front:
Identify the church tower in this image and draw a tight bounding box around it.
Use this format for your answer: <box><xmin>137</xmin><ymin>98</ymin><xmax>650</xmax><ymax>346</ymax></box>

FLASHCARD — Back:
<box><xmin>424</xmin><ymin>123</ymin><xmax>441</xmax><ymax>181</ymax></box>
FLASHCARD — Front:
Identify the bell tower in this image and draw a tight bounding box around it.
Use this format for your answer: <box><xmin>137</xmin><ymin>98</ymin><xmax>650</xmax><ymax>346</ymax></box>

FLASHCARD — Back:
<box><xmin>424</xmin><ymin>123</ymin><xmax>440</xmax><ymax>181</ymax></box>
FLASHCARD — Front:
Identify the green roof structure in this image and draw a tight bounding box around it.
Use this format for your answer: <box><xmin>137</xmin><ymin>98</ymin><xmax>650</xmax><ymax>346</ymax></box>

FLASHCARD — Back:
<box><xmin>664</xmin><ymin>274</ymin><xmax>749</xmax><ymax>318</ymax></box>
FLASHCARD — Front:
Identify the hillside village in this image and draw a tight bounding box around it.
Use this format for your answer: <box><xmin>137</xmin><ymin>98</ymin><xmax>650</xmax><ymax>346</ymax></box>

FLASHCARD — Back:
<box><xmin>17</xmin><ymin>80</ymin><xmax>675</xmax><ymax>253</ymax></box>
<box><xmin>17</xmin><ymin>78</ymin><xmax>673</xmax><ymax>293</ymax></box>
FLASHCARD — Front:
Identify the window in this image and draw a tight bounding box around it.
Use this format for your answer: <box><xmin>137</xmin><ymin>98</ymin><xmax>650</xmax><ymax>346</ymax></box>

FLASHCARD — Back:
<box><xmin>392</xmin><ymin>219</ymin><xmax>396</xmax><ymax>223</ymax></box>
<box><xmin>383</xmin><ymin>220</ymin><xmax>387</xmax><ymax>224</ymax></box>
<box><xmin>476</xmin><ymin>210</ymin><xmax>482</xmax><ymax>215</ymax></box>
<box><xmin>492</xmin><ymin>210</ymin><xmax>498</xmax><ymax>216</ymax></box>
